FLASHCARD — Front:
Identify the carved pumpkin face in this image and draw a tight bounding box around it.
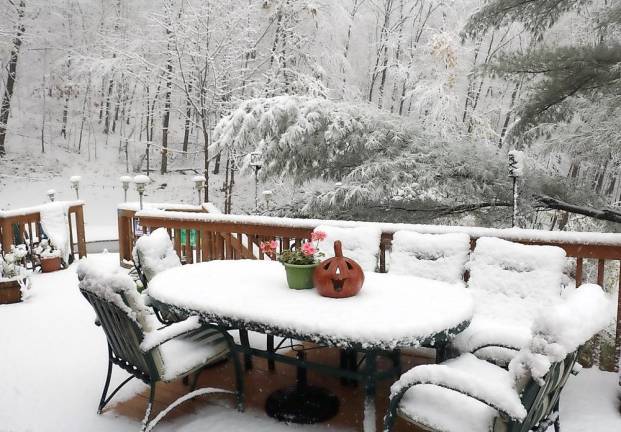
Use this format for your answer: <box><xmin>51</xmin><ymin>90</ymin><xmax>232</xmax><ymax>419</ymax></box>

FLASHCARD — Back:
<box><xmin>314</xmin><ymin>240</ymin><xmax>364</xmax><ymax>298</ymax></box>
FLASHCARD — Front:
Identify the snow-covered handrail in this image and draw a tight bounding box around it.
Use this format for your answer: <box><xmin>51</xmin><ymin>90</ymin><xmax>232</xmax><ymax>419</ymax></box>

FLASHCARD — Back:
<box><xmin>133</xmin><ymin>209</ymin><xmax>621</xmax><ymax>246</ymax></box>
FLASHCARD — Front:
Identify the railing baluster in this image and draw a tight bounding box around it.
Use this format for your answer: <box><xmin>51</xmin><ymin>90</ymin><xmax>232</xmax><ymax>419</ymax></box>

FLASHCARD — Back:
<box><xmin>173</xmin><ymin>229</ymin><xmax>182</xmax><ymax>259</ymax></box>
<box><xmin>615</xmin><ymin>261</ymin><xmax>621</xmax><ymax>374</ymax></box>
<box><xmin>185</xmin><ymin>228</ymin><xmax>193</xmax><ymax>263</ymax></box>
<box><xmin>575</xmin><ymin>257</ymin><xmax>583</xmax><ymax>287</ymax></box>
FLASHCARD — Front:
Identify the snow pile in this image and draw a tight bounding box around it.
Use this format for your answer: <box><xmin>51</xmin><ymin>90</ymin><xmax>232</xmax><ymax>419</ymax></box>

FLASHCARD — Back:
<box><xmin>157</xmin><ymin>329</ymin><xmax>229</xmax><ymax>382</ymax></box>
<box><xmin>454</xmin><ymin>237</ymin><xmax>567</xmax><ymax>360</ymax></box>
<box><xmin>531</xmin><ymin>283</ymin><xmax>615</xmax><ymax>362</ymax></box>
<box><xmin>139</xmin><ymin>315</ymin><xmax>202</xmax><ymax>352</ymax></box>
<box><xmin>132</xmin><ymin>228</ymin><xmax>182</xmax><ymax>282</ymax></box>
<box><xmin>314</xmin><ymin>225</ymin><xmax>381</xmax><ymax>272</ymax></box>
<box><xmin>77</xmin><ymin>257</ymin><xmax>154</xmax><ymax>330</ymax></box>
<box><xmin>147</xmin><ymin>260</ymin><xmax>474</xmax><ymax>349</ymax></box>
<box><xmin>39</xmin><ymin>202</ymin><xmax>73</xmax><ymax>262</ymax></box>
<box><xmin>389</xmin><ymin>231</ymin><xmax>470</xmax><ymax>283</ymax></box>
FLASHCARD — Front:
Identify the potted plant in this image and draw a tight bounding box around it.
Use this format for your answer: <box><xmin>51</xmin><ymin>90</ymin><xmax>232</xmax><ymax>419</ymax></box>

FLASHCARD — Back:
<box><xmin>34</xmin><ymin>239</ymin><xmax>63</xmax><ymax>273</ymax></box>
<box><xmin>261</xmin><ymin>231</ymin><xmax>326</xmax><ymax>290</ymax></box>
<box><xmin>0</xmin><ymin>246</ymin><xmax>31</xmax><ymax>304</ymax></box>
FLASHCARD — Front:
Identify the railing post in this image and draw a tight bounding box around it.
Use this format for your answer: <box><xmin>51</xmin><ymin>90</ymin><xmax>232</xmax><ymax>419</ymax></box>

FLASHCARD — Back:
<box><xmin>74</xmin><ymin>205</ymin><xmax>87</xmax><ymax>259</ymax></box>
<box><xmin>117</xmin><ymin>210</ymin><xmax>132</xmax><ymax>265</ymax></box>
<box><xmin>0</xmin><ymin>219</ymin><xmax>11</xmax><ymax>254</ymax></box>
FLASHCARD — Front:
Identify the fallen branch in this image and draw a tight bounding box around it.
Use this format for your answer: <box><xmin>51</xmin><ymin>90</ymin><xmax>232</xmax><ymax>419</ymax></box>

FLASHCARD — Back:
<box><xmin>534</xmin><ymin>195</ymin><xmax>621</xmax><ymax>224</ymax></box>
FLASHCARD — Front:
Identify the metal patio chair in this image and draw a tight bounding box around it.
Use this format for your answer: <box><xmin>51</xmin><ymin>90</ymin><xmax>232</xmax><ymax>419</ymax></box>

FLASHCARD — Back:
<box><xmin>78</xmin><ymin>261</ymin><xmax>242</xmax><ymax>432</ymax></box>
<box><xmin>383</xmin><ymin>283</ymin><xmax>613</xmax><ymax>432</ymax></box>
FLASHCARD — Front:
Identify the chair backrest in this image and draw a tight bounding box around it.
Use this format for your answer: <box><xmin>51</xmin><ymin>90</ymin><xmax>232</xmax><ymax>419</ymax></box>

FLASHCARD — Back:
<box><xmin>314</xmin><ymin>225</ymin><xmax>382</xmax><ymax>272</ymax></box>
<box><xmin>388</xmin><ymin>231</ymin><xmax>470</xmax><ymax>283</ymax></box>
<box><xmin>468</xmin><ymin>237</ymin><xmax>567</xmax><ymax>322</ymax></box>
<box><xmin>132</xmin><ymin>228</ymin><xmax>182</xmax><ymax>284</ymax></box>
<box><xmin>77</xmin><ymin>259</ymin><xmax>162</xmax><ymax>382</ymax></box>
<box><xmin>506</xmin><ymin>283</ymin><xmax>613</xmax><ymax>432</ymax></box>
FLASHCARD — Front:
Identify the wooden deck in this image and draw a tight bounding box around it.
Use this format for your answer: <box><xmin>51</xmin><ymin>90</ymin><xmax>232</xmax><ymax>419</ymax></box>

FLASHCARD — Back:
<box><xmin>110</xmin><ymin>343</ymin><xmax>429</xmax><ymax>431</ymax></box>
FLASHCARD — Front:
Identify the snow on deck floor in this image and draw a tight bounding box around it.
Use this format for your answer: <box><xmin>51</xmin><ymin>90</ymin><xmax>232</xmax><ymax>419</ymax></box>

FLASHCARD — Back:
<box><xmin>0</xmin><ymin>253</ymin><xmax>619</xmax><ymax>432</ymax></box>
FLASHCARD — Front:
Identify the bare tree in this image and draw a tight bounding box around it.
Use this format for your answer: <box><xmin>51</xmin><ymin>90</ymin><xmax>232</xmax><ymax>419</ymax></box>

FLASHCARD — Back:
<box><xmin>0</xmin><ymin>0</ymin><xmax>26</xmax><ymax>157</ymax></box>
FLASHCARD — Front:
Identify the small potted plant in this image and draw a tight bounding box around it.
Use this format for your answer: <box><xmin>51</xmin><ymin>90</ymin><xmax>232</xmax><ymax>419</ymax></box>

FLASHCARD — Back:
<box><xmin>34</xmin><ymin>239</ymin><xmax>63</xmax><ymax>273</ymax></box>
<box><xmin>261</xmin><ymin>231</ymin><xmax>326</xmax><ymax>290</ymax></box>
<box><xmin>0</xmin><ymin>246</ymin><xmax>31</xmax><ymax>304</ymax></box>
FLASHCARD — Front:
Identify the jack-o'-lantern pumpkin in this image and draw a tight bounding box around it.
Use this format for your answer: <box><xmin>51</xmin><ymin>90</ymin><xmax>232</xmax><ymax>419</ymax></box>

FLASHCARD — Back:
<box><xmin>314</xmin><ymin>240</ymin><xmax>364</xmax><ymax>298</ymax></box>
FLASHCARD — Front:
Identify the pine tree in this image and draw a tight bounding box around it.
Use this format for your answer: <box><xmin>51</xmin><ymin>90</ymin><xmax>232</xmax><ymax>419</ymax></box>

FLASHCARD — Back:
<box><xmin>463</xmin><ymin>0</ymin><xmax>621</xmax><ymax>146</ymax></box>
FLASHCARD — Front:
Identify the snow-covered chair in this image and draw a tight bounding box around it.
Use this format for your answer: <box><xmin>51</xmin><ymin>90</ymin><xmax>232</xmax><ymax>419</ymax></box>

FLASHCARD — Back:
<box><xmin>383</xmin><ymin>284</ymin><xmax>613</xmax><ymax>432</ymax></box>
<box><xmin>314</xmin><ymin>225</ymin><xmax>382</xmax><ymax>272</ymax></box>
<box><xmin>132</xmin><ymin>227</ymin><xmax>182</xmax><ymax>288</ymax></box>
<box><xmin>388</xmin><ymin>231</ymin><xmax>471</xmax><ymax>283</ymax></box>
<box><xmin>77</xmin><ymin>259</ymin><xmax>238</xmax><ymax>432</ymax></box>
<box><xmin>131</xmin><ymin>228</ymin><xmax>184</xmax><ymax>323</ymax></box>
<box><xmin>453</xmin><ymin>237</ymin><xmax>568</xmax><ymax>364</ymax></box>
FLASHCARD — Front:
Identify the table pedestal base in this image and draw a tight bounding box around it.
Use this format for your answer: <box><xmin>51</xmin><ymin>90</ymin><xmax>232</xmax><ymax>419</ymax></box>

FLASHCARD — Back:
<box><xmin>265</xmin><ymin>384</ymin><xmax>339</xmax><ymax>424</ymax></box>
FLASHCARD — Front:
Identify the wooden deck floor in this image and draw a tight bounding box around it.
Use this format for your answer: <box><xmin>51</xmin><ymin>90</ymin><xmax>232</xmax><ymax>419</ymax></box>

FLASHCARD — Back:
<box><xmin>109</xmin><ymin>344</ymin><xmax>431</xmax><ymax>431</ymax></box>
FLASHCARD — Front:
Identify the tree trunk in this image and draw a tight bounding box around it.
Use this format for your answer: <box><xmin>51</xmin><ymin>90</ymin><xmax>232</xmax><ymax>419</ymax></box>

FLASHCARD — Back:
<box><xmin>161</xmin><ymin>50</ymin><xmax>172</xmax><ymax>174</ymax></box>
<box><xmin>368</xmin><ymin>0</ymin><xmax>393</xmax><ymax>103</ymax></box>
<box><xmin>183</xmin><ymin>81</ymin><xmax>193</xmax><ymax>153</ymax></box>
<box><xmin>497</xmin><ymin>80</ymin><xmax>522</xmax><ymax>149</ymax></box>
<box><xmin>0</xmin><ymin>0</ymin><xmax>26</xmax><ymax>157</ymax></box>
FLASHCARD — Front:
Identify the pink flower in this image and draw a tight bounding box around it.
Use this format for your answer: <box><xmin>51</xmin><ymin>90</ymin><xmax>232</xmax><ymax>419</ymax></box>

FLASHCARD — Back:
<box><xmin>311</xmin><ymin>231</ymin><xmax>327</xmax><ymax>242</ymax></box>
<box><xmin>301</xmin><ymin>242</ymin><xmax>317</xmax><ymax>257</ymax></box>
<box><xmin>260</xmin><ymin>240</ymin><xmax>278</xmax><ymax>254</ymax></box>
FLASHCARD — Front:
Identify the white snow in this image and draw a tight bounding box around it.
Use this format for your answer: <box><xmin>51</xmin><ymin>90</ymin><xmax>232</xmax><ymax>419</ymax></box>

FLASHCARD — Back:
<box><xmin>388</xmin><ymin>231</ymin><xmax>470</xmax><ymax>283</ymax></box>
<box><xmin>531</xmin><ymin>283</ymin><xmax>615</xmax><ymax>362</ymax></box>
<box><xmin>132</xmin><ymin>227</ymin><xmax>182</xmax><ymax>282</ymax></box>
<box><xmin>139</xmin><ymin>315</ymin><xmax>202</xmax><ymax>352</ymax></box>
<box><xmin>77</xmin><ymin>256</ymin><xmax>154</xmax><ymax>330</ymax></box>
<box><xmin>314</xmin><ymin>225</ymin><xmax>382</xmax><ymax>272</ymax></box>
<box><xmin>453</xmin><ymin>237</ymin><xmax>567</xmax><ymax>360</ymax></box>
<box><xmin>147</xmin><ymin>260</ymin><xmax>474</xmax><ymax>349</ymax></box>
<box><xmin>39</xmin><ymin>202</ymin><xmax>73</xmax><ymax>262</ymax></box>
<box><xmin>133</xmin><ymin>174</ymin><xmax>151</xmax><ymax>184</ymax></box>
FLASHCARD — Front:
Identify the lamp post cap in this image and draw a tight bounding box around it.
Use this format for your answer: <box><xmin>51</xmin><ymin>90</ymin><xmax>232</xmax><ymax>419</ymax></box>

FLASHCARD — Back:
<box><xmin>133</xmin><ymin>174</ymin><xmax>150</xmax><ymax>184</ymax></box>
<box><xmin>70</xmin><ymin>175</ymin><xmax>81</xmax><ymax>183</ymax></box>
<box><xmin>120</xmin><ymin>175</ymin><xmax>132</xmax><ymax>182</ymax></box>
<box><xmin>192</xmin><ymin>175</ymin><xmax>206</xmax><ymax>182</ymax></box>
<box><xmin>47</xmin><ymin>189</ymin><xmax>56</xmax><ymax>195</ymax></box>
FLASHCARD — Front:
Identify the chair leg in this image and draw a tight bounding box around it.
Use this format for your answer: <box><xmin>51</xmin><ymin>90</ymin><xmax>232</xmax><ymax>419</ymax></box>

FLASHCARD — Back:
<box><xmin>554</xmin><ymin>401</ymin><xmax>561</xmax><ymax>432</ymax></box>
<box><xmin>267</xmin><ymin>334</ymin><xmax>275</xmax><ymax>371</ymax></box>
<box><xmin>189</xmin><ymin>370</ymin><xmax>200</xmax><ymax>392</ymax></box>
<box><xmin>97</xmin><ymin>353</ymin><xmax>114</xmax><ymax>414</ymax></box>
<box><xmin>141</xmin><ymin>383</ymin><xmax>157</xmax><ymax>432</ymax></box>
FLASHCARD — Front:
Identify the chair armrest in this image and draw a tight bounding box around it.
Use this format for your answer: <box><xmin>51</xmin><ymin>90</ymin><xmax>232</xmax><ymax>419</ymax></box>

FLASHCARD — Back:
<box><xmin>470</xmin><ymin>342</ymin><xmax>523</xmax><ymax>355</ymax></box>
<box><xmin>389</xmin><ymin>363</ymin><xmax>527</xmax><ymax>422</ymax></box>
<box><xmin>140</xmin><ymin>316</ymin><xmax>203</xmax><ymax>352</ymax></box>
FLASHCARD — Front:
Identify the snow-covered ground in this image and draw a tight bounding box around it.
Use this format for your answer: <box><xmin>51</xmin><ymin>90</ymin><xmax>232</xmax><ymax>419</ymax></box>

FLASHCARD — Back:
<box><xmin>0</xmin><ymin>253</ymin><xmax>619</xmax><ymax>432</ymax></box>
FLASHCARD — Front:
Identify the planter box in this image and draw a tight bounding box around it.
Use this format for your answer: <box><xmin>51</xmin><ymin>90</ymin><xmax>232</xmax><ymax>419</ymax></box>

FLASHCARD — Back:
<box><xmin>41</xmin><ymin>256</ymin><xmax>62</xmax><ymax>273</ymax></box>
<box><xmin>0</xmin><ymin>278</ymin><xmax>25</xmax><ymax>304</ymax></box>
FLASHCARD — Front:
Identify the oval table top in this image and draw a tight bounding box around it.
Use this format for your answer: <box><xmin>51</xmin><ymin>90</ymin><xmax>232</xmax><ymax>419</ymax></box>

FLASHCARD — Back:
<box><xmin>148</xmin><ymin>260</ymin><xmax>473</xmax><ymax>350</ymax></box>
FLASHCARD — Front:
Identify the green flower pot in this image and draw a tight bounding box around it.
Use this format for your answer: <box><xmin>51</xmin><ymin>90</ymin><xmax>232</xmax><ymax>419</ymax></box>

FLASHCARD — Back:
<box><xmin>283</xmin><ymin>262</ymin><xmax>319</xmax><ymax>290</ymax></box>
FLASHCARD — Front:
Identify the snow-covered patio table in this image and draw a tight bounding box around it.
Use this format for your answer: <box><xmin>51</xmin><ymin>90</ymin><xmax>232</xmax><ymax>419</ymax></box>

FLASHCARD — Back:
<box><xmin>147</xmin><ymin>259</ymin><xmax>474</xmax><ymax>432</ymax></box>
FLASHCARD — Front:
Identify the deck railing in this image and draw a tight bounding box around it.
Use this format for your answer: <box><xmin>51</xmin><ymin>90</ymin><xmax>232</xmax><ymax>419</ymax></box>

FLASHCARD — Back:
<box><xmin>118</xmin><ymin>205</ymin><xmax>621</xmax><ymax>375</ymax></box>
<box><xmin>0</xmin><ymin>201</ymin><xmax>87</xmax><ymax>261</ymax></box>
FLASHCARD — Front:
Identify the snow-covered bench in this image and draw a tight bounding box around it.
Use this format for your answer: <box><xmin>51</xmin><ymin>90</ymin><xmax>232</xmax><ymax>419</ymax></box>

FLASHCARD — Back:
<box><xmin>77</xmin><ymin>259</ymin><xmax>235</xmax><ymax>432</ymax></box>
<box><xmin>384</xmin><ymin>283</ymin><xmax>614</xmax><ymax>432</ymax></box>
